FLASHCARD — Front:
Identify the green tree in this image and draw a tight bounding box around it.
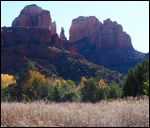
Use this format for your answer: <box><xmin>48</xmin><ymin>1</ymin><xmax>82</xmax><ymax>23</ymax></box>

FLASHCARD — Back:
<box><xmin>97</xmin><ymin>86</ymin><xmax>110</xmax><ymax>100</ymax></box>
<box><xmin>63</xmin><ymin>90</ymin><xmax>79</xmax><ymax>102</ymax></box>
<box><xmin>122</xmin><ymin>59</ymin><xmax>149</xmax><ymax>97</ymax></box>
<box><xmin>80</xmin><ymin>77</ymin><xmax>99</xmax><ymax>102</ymax></box>
<box><xmin>66</xmin><ymin>79</ymin><xmax>76</xmax><ymax>88</ymax></box>
<box><xmin>52</xmin><ymin>86</ymin><xmax>60</xmax><ymax>102</ymax></box>
<box><xmin>1</xmin><ymin>83</ymin><xmax>21</xmax><ymax>101</ymax></box>
<box><xmin>18</xmin><ymin>60</ymin><xmax>37</xmax><ymax>84</ymax></box>
<box><xmin>143</xmin><ymin>80</ymin><xmax>149</xmax><ymax>96</ymax></box>
<box><xmin>56</xmin><ymin>79</ymin><xmax>78</xmax><ymax>102</ymax></box>
<box><xmin>108</xmin><ymin>81</ymin><xmax>122</xmax><ymax>99</ymax></box>
<box><xmin>17</xmin><ymin>69</ymin><xmax>46</xmax><ymax>100</ymax></box>
<box><xmin>10</xmin><ymin>61</ymin><xmax>55</xmax><ymax>101</ymax></box>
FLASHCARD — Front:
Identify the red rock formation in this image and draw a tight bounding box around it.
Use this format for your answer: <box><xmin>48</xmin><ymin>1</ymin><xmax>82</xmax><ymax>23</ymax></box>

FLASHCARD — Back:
<box><xmin>38</xmin><ymin>28</ymin><xmax>51</xmax><ymax>44</ymax></box>
<box><xmin>1</xmin><ymin>27</ymin><xmax>85</xmax><ymax>77</ymax></box>
<box><xmin>12</xmin><ymin>4</ymin><xmax>51</xmax><ymax>30</ymax></box>
<box><xmin>62</xmin><ymin>40</ymin><xmax>78</xmax><ymax>53</ymax></box>
<box><xmin>89</xmin><ymin>18</ymin><xmax>133</xmax><ymax>50</ymax></box>
<box><xmin>1</xmin><ymin>56</ymin><xmax>27</xmax><ymax>74</ymax></box>
<box><xmin>69</xmin><ymin>16</ymin><xmax>102</xmax><ymax>42</ymax></box>
<box><xmin>15</xmin><ymin>45</ymin><xmax>29</xmax><ymax>56</ymax></box>
<box><xmin>2</xmin><ymin>5</ymin><xmax>127</xmax><ymax>82</ymax></box>
<box><xmin>70</xmin><ymin>17</ymin><xmax>133</xmax><ymax>51</ymax></box>
<box><xmin>72</xmin><ymin>18</ymin><xmax>139</xmax><ymax>74</ymax></box>
<box><xmin>38</xmin><ymin>10</ymin><xmax>51</xmax><ymax>29</ymax></box>
<box><xmin>1</xmin><ymin>27</ymin><xmax>51</xmax><ymax>45</ymax></box>
<box><xmin>60</xmin><ymin>27</ymin><xmax>67</xmax><ymax>40</ymax></box>
<box><xmin>2</xmin><ymin>28</ymin><xmax>15</xmax><ymax>46</ymax></box>
<box><xmin>51</xmin><ymin>34</ymin><xmax>63</xmax><ymax>48</ymax></box>
<box><xmin>51</xmin><ymin>21</ymin><xmax>57</xmax><ymax>34</ymax></box>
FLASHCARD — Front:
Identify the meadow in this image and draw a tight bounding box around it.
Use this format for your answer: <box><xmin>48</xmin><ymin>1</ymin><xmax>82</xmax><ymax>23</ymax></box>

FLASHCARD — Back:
<box><xmin>1</xmin><ymin>97</ymin><xmax>149</xmax><ymax>127</ymax></box>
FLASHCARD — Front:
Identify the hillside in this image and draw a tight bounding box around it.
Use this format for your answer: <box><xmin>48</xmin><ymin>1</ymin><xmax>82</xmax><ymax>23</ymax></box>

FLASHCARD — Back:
<box><xmin>67</xmin><ymin>17</ymin><xmax>146</xmax><ymax>74</ymax></box>
<box><xmin>1</xmin><ymin>4</ymin><xmax>147</xmax><ymax>83</ymax></box>
<box><xmin>1</xmin><ymin>26</ymin><xmax>122</xmax><ymax>83</ymax></box>
<box><xmin>1</xmin><ymin>4</ymin><xmax>124</xmax><ymax>83</ymax></box>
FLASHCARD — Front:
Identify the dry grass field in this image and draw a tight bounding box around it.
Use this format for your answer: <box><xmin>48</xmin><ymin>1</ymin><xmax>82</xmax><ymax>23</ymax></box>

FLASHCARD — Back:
<box><xmin>1</xmin><ymin>97</ymin><xmax>149</xmax><ymax>127</ymax></box>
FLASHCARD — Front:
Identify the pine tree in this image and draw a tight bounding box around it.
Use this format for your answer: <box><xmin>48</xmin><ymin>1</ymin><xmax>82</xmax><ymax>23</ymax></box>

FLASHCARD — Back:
<box><xmin>123</xmin><ymin>59</ymin><xmax>149</xmax><ymax>97</ymax></box>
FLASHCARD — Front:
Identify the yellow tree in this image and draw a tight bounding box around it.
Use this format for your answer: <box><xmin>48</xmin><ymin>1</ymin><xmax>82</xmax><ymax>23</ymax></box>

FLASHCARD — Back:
<box><xmin>98</xmin><ymin>79</ymin><xmax>107</xmax><ymax>88</ymax></box>
<box><xmin>1</xmin><ymin>74</ymin><xmax>16</xmax><ymax>88</ymax></box>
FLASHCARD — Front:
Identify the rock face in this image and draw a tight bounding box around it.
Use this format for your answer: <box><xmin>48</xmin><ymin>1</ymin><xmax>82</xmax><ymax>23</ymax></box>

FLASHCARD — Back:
<box><xmin>1</xmin><ymin>4</ymin><xmax>146</xmax><ymax>82</ymax></box>
<box><xmin>69</xmin><ymin>16</ymin><xmax>102</xmax><ymax>42</ymax></box>
<box><xmin>1</xmin><ymin>26</ymin><xmax>123</xmax><ymax>83</ymax></box>
<box><xmin>89</xmin><ymin>18</ymin><xmax>133</xmax><ymax>51</ymax></box>
<box><xmin>51</xmin><ymin>21</ymin><xmax>57</xmax><ymax>34</ymax></box>
<box><xmin>62</xmin><ymin>40</ymin><xmax>78</xmax><ymax>53</ymax></box>
<box><xmin>12</xmin><ymin>4</ymin><xmax>51</xmax><ymax>30</ymax></box>
<box><xmin>69</xmin><ymin>17</ymin><xmax>145</xmax><ymax>73</ymax></box>
<box><xmin>1</xmin><ymin>26</ymin><xmax>84</xmax><ymax>78</ymax></box>
<box><xmin>60</xmin><ymin>27</ymin><xmax>67</xmax><ymax>40</ymax></box>
<box><xmin>1</xmin><ymin>27</ymin><xmax>51</xmax><ymax>45</ymax></box>
<box><xmin>51</xmin><ymin>34</ymin><xmax>63</xmax><ymax>48</ymax></box>
<box><xmin>69</xmin><ymin>17</ymin><xmax>133</xmax><ymax>51</ymax></box>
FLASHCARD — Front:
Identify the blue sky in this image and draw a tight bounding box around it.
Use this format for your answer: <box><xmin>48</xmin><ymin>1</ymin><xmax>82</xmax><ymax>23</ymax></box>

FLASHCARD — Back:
<box><xmin>1</xmin><ymin>1</ymin><xmax>149</xmax><ymax>53</ymax></box>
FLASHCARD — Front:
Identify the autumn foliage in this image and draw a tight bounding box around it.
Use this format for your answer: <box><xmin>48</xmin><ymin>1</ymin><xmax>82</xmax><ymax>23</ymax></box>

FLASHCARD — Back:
<box><xmin>1</xmin><ymin>74</ymin><xmax>16</xmax><ymax>88</ymax></box>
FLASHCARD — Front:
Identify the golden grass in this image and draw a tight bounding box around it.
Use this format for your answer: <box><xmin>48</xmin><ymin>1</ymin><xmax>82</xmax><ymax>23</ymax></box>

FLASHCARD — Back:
<box><xmin>1</xmin><ymin>97</ymin><xmax>149</xmax><ymax>127</ymax></box>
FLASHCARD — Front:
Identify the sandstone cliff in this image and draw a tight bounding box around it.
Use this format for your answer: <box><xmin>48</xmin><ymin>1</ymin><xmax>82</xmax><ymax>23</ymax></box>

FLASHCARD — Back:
<box><xmin>51</xmin><ymin>34</ymin><xmax>63</xmax><ymax>48</ymax></box>
<box><xmin>69</xmin><ymin>16</ymin><xmax>102</xmax><ymax>42</ymax></box>
<box><xmin>1</xmin><ymin>26</ymin><xmax>122</xmax><ymax>83</ymax></box>
<box><xmin>90</xmin><ymin>18</ymin><xmax>133</xmax><ymax>50</ymax></box>
<box><xmin>1</xmin><ymin>27</ymin><xmax>51</xmax><ymax>45</ymax></box>
<box><xmin>12</xmin><ymin>4</ymin><xmax>52</xmax><ymax>30</ymax></box>
<box><xmin>69</xmin><ymin>17</ymin><xmax>133</xmax><ymax>51</ymax></box>
<box><xmin>62</xmin><ymin>40</ymin><xmax>78</xmax><ymax>53</ymax></box>
<box><xmin>51</xmin><ymin>21</ymin><xmax>57</xmax><ymax>34</ymax></box>
<box><xmin>1</xmin><ymin>26</ymin><xmax>83</xmax><ymax>77</ymax></box>
<box><xmin>60</xmin><ymin>27</ymin><xmax>67</xmax><ymax>40</ymax></box>
<box><xmin>69</xmin><ymin>17</ymin><xmax>145</xmax><ymax>73</ymax></box>
<box><xmin>1</xmin><ymin>4</ymin><xmax>145</xmax><ymax>82</ymax></box>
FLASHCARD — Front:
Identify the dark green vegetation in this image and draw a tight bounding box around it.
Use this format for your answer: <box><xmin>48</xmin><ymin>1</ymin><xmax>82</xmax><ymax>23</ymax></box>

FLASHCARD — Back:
<box><xmin>80</xmin><ymin>78</ymin><xmax>122</xmax><ymax>103</ymax></box>
<box><xmin>52</xmin><ymin>57</ymin><xmax>123</xmax><ymax>84</ymax></box>
<box><xmin>1</xmin><ymin>59</ymin><xmax>149</xmax><ymax>102</ymax></box>
<box><xmin>122</xmin><ymin>59</ymin><xmax>149</xmax><ymax>97</ymax></box>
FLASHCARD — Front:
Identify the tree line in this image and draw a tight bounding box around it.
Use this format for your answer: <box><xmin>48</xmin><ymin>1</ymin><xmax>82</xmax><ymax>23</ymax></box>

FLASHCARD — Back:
<box><xmin>1</xmin><ymin>59</ymin><xmax>149</xmax><ymax>102</ymax></box>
